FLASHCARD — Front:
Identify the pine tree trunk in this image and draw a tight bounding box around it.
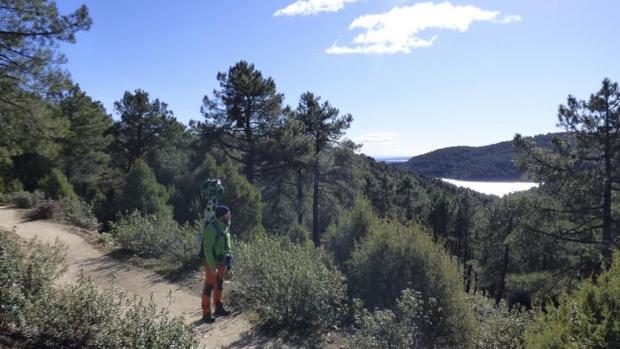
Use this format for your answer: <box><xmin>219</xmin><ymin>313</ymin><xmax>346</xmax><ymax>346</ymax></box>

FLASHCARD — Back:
<box><xmin>297</xmin><ymin>167</ymin><xmax>304</xmax><ymax>225</ymax></box>
<box><xmin>312</xmin><ymin>154</ymin><xmax>320</xmax><ymax>246</ymax></box>
<box><xmin>245</xmin><ymin>148</ymin><xmax>255</xmax><ymax>184</ymax></box>
<box><xmin>473</xmin><ymin>270</ymin><xmax>478</xmax><ymax>295</ymax></box>
<box><xmin>244</xmin><ymin>114</ymin><xmax>255</xmax><ymax>184</ymax></box>
<box><xmin>405</xmin><ymin>188</ymin><xmax>413</xmax><ymax>221</ymax></box>
<box><xmin>462</xmin><ymin>229</ymin><xmax>469</xmax><ymax>291</ymax></box>
<box><xmin>602</xmin><ymin>129</ymin><xmax>613</xmax><ymax>266</ymax></box>
<box><xmin>465</xmin><ymin>265</ymin><xmax>473</xmax><ymax>293</ymax></box>
<box><xmin>495</xmin><ymin>244</ymin><xmax>509</xmax><ymax>305</ymax></box>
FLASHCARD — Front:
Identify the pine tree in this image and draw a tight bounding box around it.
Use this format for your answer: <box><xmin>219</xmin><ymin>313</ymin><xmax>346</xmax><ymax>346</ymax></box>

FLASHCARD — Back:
<box><xmin>293</xmin><ymin>92</ymin><xmax>352</xmax><ymax>246</ymax></box>
<box><xmin>0</xmin><ymin>0</ymin><xmax>91</xmax><ymax>98</ymax></box>
<box><xmin>117</xmin><ymin>159</ymin><xmax>171</xmax><ymax>216</ymax></box>
<box><xmin>58</xmin><ymin>85</ymin><xmax>113</xmax><ymax>200</ymax></box>
<box><xmin>259</xmin><ymin>115</ymin><xmax>312</xmax><ymax>230</ymax></box>
<box><xmin>200</xmin><ymin>61</ymin><xmax>283</xmax><ymax>183</ymax></box>
<box><xmin>0</xmin><ymin>1</ymin><xmax>90</xmax><ymax>189</ymax></box>
<box><xmin>39</xmin><ymin>168</ymin><xmax>77</xmax><ymax>200</ymax></box>
<box><xmin>515</xmin><ymin>78</ymin><xmax>620</xmax><ymax>266</ymax></box>
<box><xmin>170</xmin><ymin>155</ymin><xmax>264</xmax><ymax>240</ymax></box>
<box><xmin>111</xmin><ymin>90</ymin><xmax>184</xmax><ymax>172</ymax></box>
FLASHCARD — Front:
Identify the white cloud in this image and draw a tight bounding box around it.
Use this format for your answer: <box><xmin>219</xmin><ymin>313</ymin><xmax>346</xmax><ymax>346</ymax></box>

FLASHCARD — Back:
<box><xmin>275</xmin><ymin>0</ymin><xmax>359</xmax><ymax>17</ymax></box>
<box><xmin>495</xmin><ymin>14</ymin><xmax>523</xmax><ymax>24</ymax></box>
<box><xmin>326</xmin><ymin>2</ymin><xmax>521</xmax><ymax>55</ymax></box>
<box><xmin>354</xmin><ymin>131</ymin><xmax>399</xmax><ymax>144</ymax></box>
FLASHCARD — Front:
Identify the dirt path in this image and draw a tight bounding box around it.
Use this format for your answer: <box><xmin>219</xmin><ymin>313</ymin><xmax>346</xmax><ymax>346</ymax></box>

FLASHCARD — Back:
<box><xmin>0</xmin><ymin>207</ymin><xmax>261</xmax><ymax>349</ymax></box>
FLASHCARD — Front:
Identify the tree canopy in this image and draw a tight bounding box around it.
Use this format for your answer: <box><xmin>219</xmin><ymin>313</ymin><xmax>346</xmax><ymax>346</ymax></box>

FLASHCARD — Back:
<box><xmin>515</xmin><ymin>79</ymin><xmax>620</xmax><ymax>266</ymax></box>
<box><xmin>200</xmin><ymin>60</ymin><xmax>283</xmax><ymax>183</ymax></box>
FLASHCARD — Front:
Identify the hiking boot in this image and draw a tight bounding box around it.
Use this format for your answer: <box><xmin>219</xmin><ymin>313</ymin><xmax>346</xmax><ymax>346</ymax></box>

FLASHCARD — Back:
<box><xmin>202</xmin><ymin>314</ymin><xmax>216</xmax><ymax>323</ymax></box>
<box><xmin>214</xmin><ymin>303</ymin><xmax>231</xmax><ymax>317</ymax></box>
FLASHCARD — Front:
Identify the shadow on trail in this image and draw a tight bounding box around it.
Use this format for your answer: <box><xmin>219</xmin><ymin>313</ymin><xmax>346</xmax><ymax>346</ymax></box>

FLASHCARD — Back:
<box><xmin>75</xmin><ymin>252</ymin><xmax>177</xmax><ymax>290</ymax></box>
<box><xmin>224</xmin><ymin>329</ymin><xmax>279</xmax><ymax>349</ymax></box>
<box><xmin>104</xmin><ymin>248</ymin><xmax>201</xmax><ymax>281</ymax></box>
<box><xmin>162</xmin><ymin>262</ymin><xmax>202</xmax><ymax>282</ymax></box>
<box><xmin>77</xmin><ymin>253</ymin><xmax>133</xmax><ymax>274</ymax></box>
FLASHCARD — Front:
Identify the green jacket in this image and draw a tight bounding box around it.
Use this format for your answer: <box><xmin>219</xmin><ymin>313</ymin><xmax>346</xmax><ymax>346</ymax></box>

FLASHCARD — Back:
<box><xmin>202</xmin><ymin>219</ymin><xmax>231</xmax><ymax>269</ymax></box>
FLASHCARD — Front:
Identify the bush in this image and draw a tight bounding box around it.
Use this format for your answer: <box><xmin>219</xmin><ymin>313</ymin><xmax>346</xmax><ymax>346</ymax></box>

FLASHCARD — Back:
<box><xmin>29</xmin><ymin>198</ymin><xmax>99</xmax><ymax>230</ymax></box>
<box><xmin>4</xmin><ymin>190</ymin><xmax>44</xmax><ymax>208</ymax></box>
<box><xmin>470</xmin><ymin>296</ymin><xmax>533</xmax><ymax>349</ymax></box>
<box><xmin>26</xmin><ymin>278</ymin><xmax>197</xmax><ymax>349</ymax></box>
<box><xmin>323</xmin><ymin>197</ymin><xmax>379</xmax><ymax>268</ymax></box>
<box><xmin>231</xmin><ymin>236</ymin><xmax>346</xmax><ymax>337</ymax></box>
<box><xmin>7</xmin><ymin>179</ymin><xmax>24</xmax><ymax>193</ymax></box>
<box><xmin>38</xmin><ymin>168</ymin><xmax>78</xmax><ymax>200</ymax></box>
<box><xmin>0</xmin><ymin>234</ymin><xmax>22</xmax><ymax>329</ymax></box>
<box><xmin>0</xmin><ymin>230</ymin><xmax>198</xmax><ymax>348</ymax></box>
<box><xmin>111</xmin><ymin>211</ymin><xmax>199</xmax><ymax>266</ymax></box>
<box><xmin>281</xmin><ymin>223</ymin><xmax>313</xmax><ymax>248</ymax></box>
<box><xmin>0</xmin><ymin>230</ymin><xmax>66</xmax><ymax>331</ymax></box>
<box><xmin>59</xmin><ymin>197</ymin><xmax>100</xmax><ymax>230</ymax></box>
<box><xmin>524</xmin><ymin>254</ymin><xmax>620</xmax><ymax>348</ymax></box>
<box><xmin>352</xmin><ymin>289</ymin><xmax>428</xmax><ymax>349</ymax></box>
<box><xmin>346</xmin><ymin>222</ymin><xmax>474</xmax><ymax>347</ymax></box>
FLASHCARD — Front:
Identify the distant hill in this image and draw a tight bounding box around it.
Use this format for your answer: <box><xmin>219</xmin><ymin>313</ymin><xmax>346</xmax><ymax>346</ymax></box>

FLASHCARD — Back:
<box><xmin>397</xmin><ymin>133</ymin><xmax>564</xmax><ymax>181</ymax></box>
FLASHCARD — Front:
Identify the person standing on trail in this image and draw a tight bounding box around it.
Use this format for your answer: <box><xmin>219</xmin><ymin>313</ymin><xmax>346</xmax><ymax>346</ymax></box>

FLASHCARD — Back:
<box><xmin>202</xmin><ymin>204</ymin><xmax>233</xmax><ymax>323</ymax></box>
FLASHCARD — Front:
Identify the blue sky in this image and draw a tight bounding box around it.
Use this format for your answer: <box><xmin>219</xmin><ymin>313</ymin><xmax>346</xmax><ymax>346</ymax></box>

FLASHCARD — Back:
<box><xmin>58</xmin><ymin>0</ymin><xmax>620</xmax><ymax>157</ymax></box>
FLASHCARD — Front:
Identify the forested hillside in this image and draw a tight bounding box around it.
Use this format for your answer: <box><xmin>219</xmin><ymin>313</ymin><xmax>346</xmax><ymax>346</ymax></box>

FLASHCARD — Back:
<box><xmin>399</xmin><ymin>133</ymin><xmax>564</xmax><ymax>181</ymax></box>
<box><xmin>2</xmin><ymin>2</ymin><xmax>620</xmax><ymax>348</ymax></box>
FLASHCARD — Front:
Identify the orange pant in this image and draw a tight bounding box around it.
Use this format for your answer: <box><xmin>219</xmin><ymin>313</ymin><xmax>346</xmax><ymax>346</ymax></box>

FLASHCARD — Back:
<box><xmin>202</xmin><ymin>264</ymin><xmax>227</xmax><ymax>316</ymax></box>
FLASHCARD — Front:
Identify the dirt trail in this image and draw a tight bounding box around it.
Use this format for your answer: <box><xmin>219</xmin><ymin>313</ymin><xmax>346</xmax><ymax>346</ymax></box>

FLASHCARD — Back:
<box><xmin>0</xmin><ymin>207</ymin><xmax>260</xmax><ymax>349</ymax></box>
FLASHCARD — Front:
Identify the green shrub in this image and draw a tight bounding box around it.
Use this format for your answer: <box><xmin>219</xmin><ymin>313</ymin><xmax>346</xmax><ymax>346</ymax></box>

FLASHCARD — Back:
<box><xmin>27</xmin><ymin>278</ymin><xmax>198</xmax><ymax>349</ymax></box>
<box><xmin>352</xmin><ymin>289</ymin><xmax>428</xmax><ymax>349</ymax></box>
<box><xmin>323</xmin><ymin>197</ymin><xmax>379</xmax><ymax>268</ymax></box>
<box><xmin>346</xmin><ymin>222</ymin><xmax>474</xmax><ymax>347</ymax></box>
<box><xmin>111</xmin><ymin>212</ymin><xmax>199</xmax><ymax>266</ymax></box>
<box><xmin>165</xmin><ymin>220</ymin><xmax>202</xmax><ymax>269</ymax></box>
<box><xmin>281</xmin><ymin>223</ymin><xmax>313</xmax><ymax>247</ymax></box>
<box><xmin>470</xmin><ymin>296</ymin><xmax>533</xmax><ymax>349</ymax></box>
<box><xmin>29</xmin><ymin>198</ymin><xmax>99</xmax><ymax>230</ymax></box>
<box><xmin>7</xmin><ymin>179</ymin><xmax>24</xmax><ymax>192</ymax></box>
<box><xmin>59</xmin><ymin>197</ymin><xmax>100</xmax><ymax>230</ymax></box>
<box><xmin>0</xmin><ymin>230</ymin><xmax>198</xmax><ymax>348</ymax></box>
<box><xmin>525</xmin><ymin>254</ymin><xmax>620</xmax><ymax>349</ymax></box>
<box><xmin>5</xmin><ymin>190</ymin><xmax>44</xmax><ymax>208</ymax></box>
<box><xmin>0</xmin><ymin>233</ymin><xmax>27</xmax><ymax>329</ymax></box>
<box><xmin>231</xmin><ymin>236</ymin><xmax>346</xmax><ymax>337</ymax></box>
<box><xmin>27</xmin><ymin>201</ymin><xmax>55</xmax><ymax>220</ymax></box>
<box><xmin>0</xmin><ymin>230</ymin><xmax>66</xmax><ymax>331</ymax></box>
<box><xmin>39</xmin><ymin>168</ymin><xmax>78</xmax><ymax>200</ymax></box>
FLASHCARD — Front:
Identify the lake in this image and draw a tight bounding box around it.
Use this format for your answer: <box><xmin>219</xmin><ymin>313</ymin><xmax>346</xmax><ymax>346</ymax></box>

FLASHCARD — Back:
<box><xmin>440</xmin><ymin>178</ymin><xmax>538</xmax><ymax>196</ymax></box>
<box><xmin>374</xmin><ymin>156</ymin><xmax>410</xmax><ymax>163</ymax></box>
